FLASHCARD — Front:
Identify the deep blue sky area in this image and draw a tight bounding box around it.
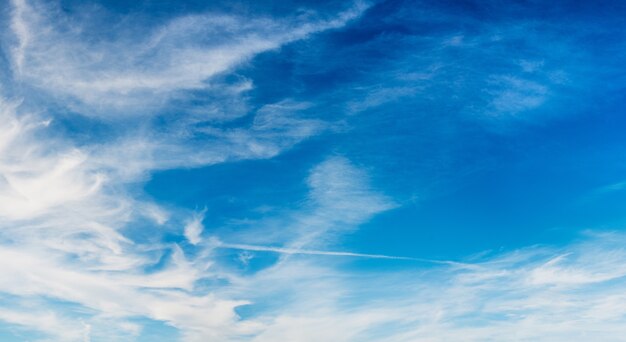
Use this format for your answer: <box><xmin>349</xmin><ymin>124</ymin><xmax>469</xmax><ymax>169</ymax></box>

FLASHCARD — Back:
<box><xmin>143</xmin><ymin>0</ymin><xmax>626</xmax><ymax>260</ymax></box>
<box><xmin>2</xmin><ymin>0</ymin><xmax>626</xmax><ymax>341</ymax></box>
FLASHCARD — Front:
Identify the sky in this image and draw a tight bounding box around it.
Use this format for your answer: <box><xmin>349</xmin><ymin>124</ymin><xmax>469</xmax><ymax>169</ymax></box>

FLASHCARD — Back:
<box><xmin>1</xmin><ymin>0</ymin><xmax>626</xmax><ymax>341</ymax></box>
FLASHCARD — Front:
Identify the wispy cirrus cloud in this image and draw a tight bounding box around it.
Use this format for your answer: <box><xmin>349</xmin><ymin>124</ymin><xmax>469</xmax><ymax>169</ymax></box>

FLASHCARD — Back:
<box><xmin>0</xmin><ymin>0</ymin><xmax>624</xmax><ymax>341</ymax></box>
<box><xmin>7</xmin><ymin>0</ymin><xmax>368</xmax><ymax>114</ymax></box>
<box><xmin>0</xmin><ymin>0</ymin><xmax>379</xmax><ymax>340</ymax></box>
<box><xmin>0</xmin><ymin>108</ymin><xmax>397</xmax><ymax>340</ymax></box>
<box><xmin>237</xmin><ymin>232</ymin><xmax>626</xmax><ymax>342</ymax></box>
<box><xmin>216</xmin><ymin>156</ymin><xmax>396</xmax><ymax>250</ymax></box>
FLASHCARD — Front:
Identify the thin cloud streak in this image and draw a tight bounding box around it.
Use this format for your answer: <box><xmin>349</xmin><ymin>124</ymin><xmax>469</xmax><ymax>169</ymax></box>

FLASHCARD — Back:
<box><xmin>216</xmin><ymin>242</ymin><xmax>421</xmax><ymax>261</ymax></box>
<box><xmin>7</xmin><ymin>0</ymin><xmax>369</xmax><ymax>114</ymax></box>
<box><xmin>240</xmin><ymin>232</ymin><xmax>626</xmax><ymax>342</ymax></box>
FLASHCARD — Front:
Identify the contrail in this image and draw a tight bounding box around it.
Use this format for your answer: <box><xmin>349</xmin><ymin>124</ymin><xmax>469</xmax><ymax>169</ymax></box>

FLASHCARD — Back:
<box><xmin>215</xmin><ymin>242</ymin><xmax>462</xmax><ymax>265</ymax></box>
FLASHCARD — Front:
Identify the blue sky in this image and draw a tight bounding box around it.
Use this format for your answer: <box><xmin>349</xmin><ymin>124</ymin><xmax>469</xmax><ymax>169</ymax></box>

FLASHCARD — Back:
<box><xmin>1</xmin><ymin>0</ymin><xmax>626</xmax><ymax>340</ymax></box>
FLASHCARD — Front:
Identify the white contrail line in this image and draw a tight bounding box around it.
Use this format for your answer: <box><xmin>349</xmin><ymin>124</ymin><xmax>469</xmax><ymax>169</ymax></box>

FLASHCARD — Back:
<box><xmin>216</xmin><ymin>242</ymin><xmax>462</xmax><ymax>265</ymax></box>
<box><xmin>220</xmin><ymin>242</ymin><xmax>412</xmax><ymax>260</ymax></box>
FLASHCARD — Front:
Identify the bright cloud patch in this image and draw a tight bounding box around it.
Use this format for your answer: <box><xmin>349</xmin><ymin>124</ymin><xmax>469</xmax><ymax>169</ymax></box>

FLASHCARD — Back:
<box><xmin>8</xmin><ymin>0</ymin><xmax>367</xmax><ymax>113</ymax></box>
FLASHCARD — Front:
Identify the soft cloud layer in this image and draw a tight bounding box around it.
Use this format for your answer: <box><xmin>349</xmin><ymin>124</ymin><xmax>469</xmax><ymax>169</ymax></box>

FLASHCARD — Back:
<box><xmin>0</xmin><ymin>0</ymin><xmax>624</xmax><ymax>341</ymax></box>
<box><xmin>0</xmin><ymin>1</ymin><xmax>381</xmax><ymax>340</ymax></box>
<box><xmin>0</xmin><ymin>107</ymin><xmax>397</xmax><ymax>340</ymax></box>
<box><xmin>7</xmin><ymin>0</ymin><xmax>367</xmax><ymax>114</ymax></box>
<box><xmin>237</xmin><ymin>232</ymin><xmax>626</xmax><ymax>342</ymax></box>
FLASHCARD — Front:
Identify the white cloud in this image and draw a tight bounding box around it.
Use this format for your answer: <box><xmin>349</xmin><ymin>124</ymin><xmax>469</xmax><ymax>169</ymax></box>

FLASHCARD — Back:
<box><xmin>184</xmin><ymin>210</ymin><xmax>206</xmax><ymax>245</ymax></box>
<box><xmin>0</xmin><ymin>1</ymin><xmax>376</xmax><ymax>339</ymax></box>
<box><xmin>2</xmin><ymin>100</ymin><xmax>626</xmax><ymax>341</ymax></box>
<box><xmin>218</xmin><ymin>156</ymin><xmax>397</xmax><ymax>252</ymax></box>
<box><xmin>2</xmin><ymin>1</ymin><xmax>622</xmax><ymax>341</ymax></box>
<box><xmin>487</xmin><ymin>75</ymin><xmax>549</xmax><ymax>116</ymax></box>
<box><xmin>7</xmin><ymin>0</ymin><xmax>368</xmax><ymax>115</ymax></box>
<box><xmin>0</xmin><ymin>100</ymin><xmax>103</xmax><ymax>220</ymax></box>
<box><xmin>0</xmin><ymin>307</ymin><xmax>86</xmax><ymax>342</ymax></box>
<box><xmin>83</xmin><ymin>98</ymin><xmax>328</xmax><ymax>181</ymax></box>
<box><xmin>346</xmin><ymin>86</ymin><xmax>418</xmax><ymax>114</ymax></box>
<box><xmin>294</xmin><ymin>156</ymin><xmax>397</xmax><ymax>247</ymax></box>
<box><xmin>232</xmin><ymin>232</ymin><xmax>626</xmax><ymax>342</ymax></box>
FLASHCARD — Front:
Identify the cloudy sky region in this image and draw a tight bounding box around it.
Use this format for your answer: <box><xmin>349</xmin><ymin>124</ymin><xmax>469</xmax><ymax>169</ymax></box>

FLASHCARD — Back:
<box><xmin>1</xmin><ymin>0</ymin><xmax>626</xmax><ymax>341</ymax></box>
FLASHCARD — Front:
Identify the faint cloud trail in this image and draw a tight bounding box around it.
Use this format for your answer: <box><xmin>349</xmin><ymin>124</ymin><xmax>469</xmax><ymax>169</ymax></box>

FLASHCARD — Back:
<box><xmin>216</xmin><ymin>241</ymin><xmax>459</xmax><ymax>264</ymax></box>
